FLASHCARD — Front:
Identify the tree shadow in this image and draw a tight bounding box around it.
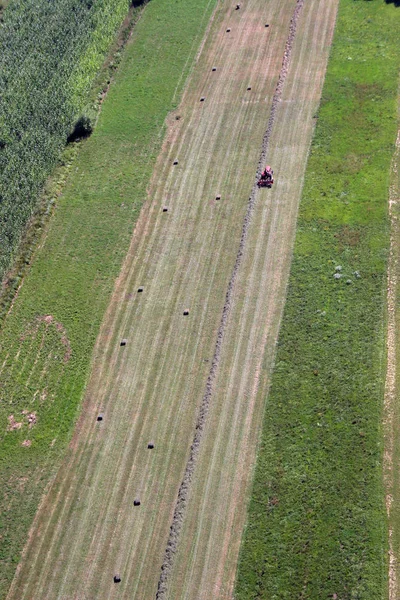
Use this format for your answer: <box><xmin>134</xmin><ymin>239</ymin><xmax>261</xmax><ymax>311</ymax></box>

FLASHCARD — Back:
<box><xmin>385</xmin><ymin>0</ymin><xmax>400</xmax><ymax>6</ymax></box>
<box><xmin>67</xmin><ymin>116</ymin><xmax>93</xmax><ymax>143</ymax></box>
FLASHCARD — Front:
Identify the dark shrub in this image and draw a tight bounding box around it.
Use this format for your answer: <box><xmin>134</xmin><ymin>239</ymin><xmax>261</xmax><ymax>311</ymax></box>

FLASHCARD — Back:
<box><xmin>67</xmin><ymin>115</ymin><xmax>94</xmax><ymax>143</ymax></box>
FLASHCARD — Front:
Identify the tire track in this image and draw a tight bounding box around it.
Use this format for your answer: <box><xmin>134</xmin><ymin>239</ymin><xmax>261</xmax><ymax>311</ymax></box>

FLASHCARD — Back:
<box><xmin>156</xmin><ymin>2</ymin><xmax>305</xmax><ymax>596</ymax></box>
<box><xmin>384</xmin><ymin>127</ymin><xmax>400</xmax><ymax>600</ymax></box>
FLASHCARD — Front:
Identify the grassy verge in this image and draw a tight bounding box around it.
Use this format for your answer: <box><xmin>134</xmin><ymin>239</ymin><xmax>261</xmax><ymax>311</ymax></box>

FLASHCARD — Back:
<box><xmin>235</xmin><ymin>1</ymin><xmax>400</xmax><ymax>598</ymax></box>
<box><xmin>0</xmin><ymin>0</ymin><xmax>216</xmax><ymax>593</ymax></box>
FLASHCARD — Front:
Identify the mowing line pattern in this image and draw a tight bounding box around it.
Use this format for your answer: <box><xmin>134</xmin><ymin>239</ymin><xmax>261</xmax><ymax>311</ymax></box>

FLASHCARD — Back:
<box><xmin>155</xmin><ymin>2</ymin><xmax>307</xmax><ymax>597</ymax></box>
<box><xmin>167</xmin><ymin>1</ymin><xmax>338</xmax><ymax>596</ymax></box>
<box><xmin>6</xmin><ymin>0</ymin><xmax>338</xmax><ymax>598</ymax></box>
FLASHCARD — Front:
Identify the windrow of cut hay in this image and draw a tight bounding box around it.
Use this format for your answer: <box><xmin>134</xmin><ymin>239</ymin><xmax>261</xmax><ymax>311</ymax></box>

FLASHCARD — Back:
<box><xmin>235</xmin><ymin>0</ymin><xmax>400</xmax><ymax>598</ymax></box>
<box><xmin>0</xmin><ymin>0</ymin><xmax>216</xmax><ymax>594</ymax></box>
<box><xmin>0</xmin><ymin>0</ymin><xmax>131</xmax><ymax>281</ymax></box>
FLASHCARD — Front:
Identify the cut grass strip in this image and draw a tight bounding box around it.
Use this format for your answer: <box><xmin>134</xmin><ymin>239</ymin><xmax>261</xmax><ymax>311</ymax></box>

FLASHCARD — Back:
<box><xmin>235</xmin><ymin>1</ymin><xmax>400</xmax><ymax>598</ymax></box>
<box><xmin>0</xmin><ymin>0</ymin><xmax>216</xmax><ymax>594</ymax></box>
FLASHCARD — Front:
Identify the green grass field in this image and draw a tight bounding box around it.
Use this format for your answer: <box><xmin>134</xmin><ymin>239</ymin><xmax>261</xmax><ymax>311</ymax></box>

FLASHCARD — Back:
<box><xmin>235</xmin><ymin>1</ymin><xmax>400</xmax><ymax>598</ymax></box>
<box><xmin>0</xmin><ymin>0</ymin><xmax>216</xmax><ymax>593</ymax></box>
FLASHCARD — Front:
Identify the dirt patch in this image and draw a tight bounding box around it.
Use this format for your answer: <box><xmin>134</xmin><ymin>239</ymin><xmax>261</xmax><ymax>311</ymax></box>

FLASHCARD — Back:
<box><xmin>36</xmin><ymin>315</ymin><xmax>72</xmax><ymax>362</ymax></box>
<box><xmin>355</xmin><ymin>82</ymin><xmax>383</xmax><ymax>102</ymax></box>
<box><xmin>7</xmin><ymin>415</ymin><xmax>23</xmax><ymax>431</ymax></box>
<box><xmin>22</xmin><ymin>440</ymin><xmax>32</xmax><ymax>447</ymax></box>
<box><xmin>8</xmin><ymin>412</ymin><xmax>37</xmax><ymax>432</ymax></box>
<box><xmin>344</xmin><ymin>153</ymin><xmax>366</xmax><ymax>175</ymax></box>
<box><xmin>25</xmin><ymin>412</ymin><xmax>37</xmax><ymax>428</ymax></box>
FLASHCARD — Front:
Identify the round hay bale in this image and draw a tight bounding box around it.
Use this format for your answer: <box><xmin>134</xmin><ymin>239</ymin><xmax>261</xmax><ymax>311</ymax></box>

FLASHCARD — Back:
<box><xmin>162</xmin><ymin>206</ymin><xmax>168</xmax><ymax>212</ymax></box>
<box><xmin>212</xmin><ymin>67</ymin><xmax>217</xmax><ymax>72</ymax></box>
<box><xmin>147</xmin><ymin>441</ymin><xmax>155</xmax><ymax>449</ymax></box>
<box><xmin>183</xmin><ymin>309</ymin><xmax>190</xmax><ymax>316</ymax></box>
<box><xmin>134</xmin><ymin>498</ymin><xmax>141</xmax><ymax>506</ymax></box>
<box><xmin>97</xmin><ymin>414</ymin><xmax>103</xmax><ymax>422</ymax></box>
<box><xmin>200</xmin><ymin>97</ymin><xmax>205</xmax><ymax>102</ymax></box>
<box><xmin>137</xmin><ymin>287</ymin><xmax>144</xmax><ymax>293</ymax></box>
<box><xmin>216</xmin><ymin>195</ymin><xmax>221</xmax><ymax>200</ymax></box>
<box><xmin>226</xmin><ymin>28</ymin><xmax>231</xmax><ymax>32</ymax></box>
<box><xmin>120</xmin><ymin>339</ymin><xmax>127</xmax><ymax>346</ymax></box>
<box><xmin>265</xmin><ymin>23</ymin><xmax>269</xmax><ymax>27</ymax></box>
<box><xmin>114</xmin><ymin>575</ymin><xmax>121</xmax><ymax>583</ymax></box>
<box><xmin>173</xmin><ymin>159</ymin><xmax>179</xmax><ymax>165</ymax></box>
<box><xmin>247</xmin><ymin>86</ymin><xmax>251</xmax><ymax>91</ymax></box>
<box><xmin>235</xmin><ymin>3</ymin><xmax>240</xmax><ymax>9</ymax></box>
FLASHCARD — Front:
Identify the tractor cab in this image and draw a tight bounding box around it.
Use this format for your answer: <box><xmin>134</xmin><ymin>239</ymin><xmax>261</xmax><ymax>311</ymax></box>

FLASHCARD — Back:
<box><xmin>258</xmin><ymin>165</ymin><xmax>274</xmax><ymax>188</ymax></box>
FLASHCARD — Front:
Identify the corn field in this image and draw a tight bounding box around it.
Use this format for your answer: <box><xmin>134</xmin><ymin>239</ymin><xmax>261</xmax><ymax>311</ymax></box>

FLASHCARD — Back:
<box><xmin>0</xmin><ymin>0</ymin><xmax>130</xmax><ymax>280</ymax></box>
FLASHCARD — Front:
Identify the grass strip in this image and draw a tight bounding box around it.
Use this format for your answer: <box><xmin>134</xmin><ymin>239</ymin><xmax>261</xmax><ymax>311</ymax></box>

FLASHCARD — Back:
<box><xmin>0</xmin><ymin>0</ymin><xmax>216</xmax><ymax>593</ymax></box>
<box><xmin>235</xmin><ymin>1</ymin><xmax>400</xmax><ymax>598</ymax></box>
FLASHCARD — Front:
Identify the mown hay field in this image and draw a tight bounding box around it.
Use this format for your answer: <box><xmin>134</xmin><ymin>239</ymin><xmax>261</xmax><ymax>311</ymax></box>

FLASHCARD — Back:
<box><xmin>0</xmin><ymin>0</ymin><xmax>216</xmax><ymax>593</ymax></box>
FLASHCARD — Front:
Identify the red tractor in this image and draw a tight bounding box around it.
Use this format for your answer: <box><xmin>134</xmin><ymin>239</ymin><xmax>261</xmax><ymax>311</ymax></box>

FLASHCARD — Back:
<box><xmin>258</xmin><ymin>165</ymin><xmax>274</xmax><ymax>188</ymax></box>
